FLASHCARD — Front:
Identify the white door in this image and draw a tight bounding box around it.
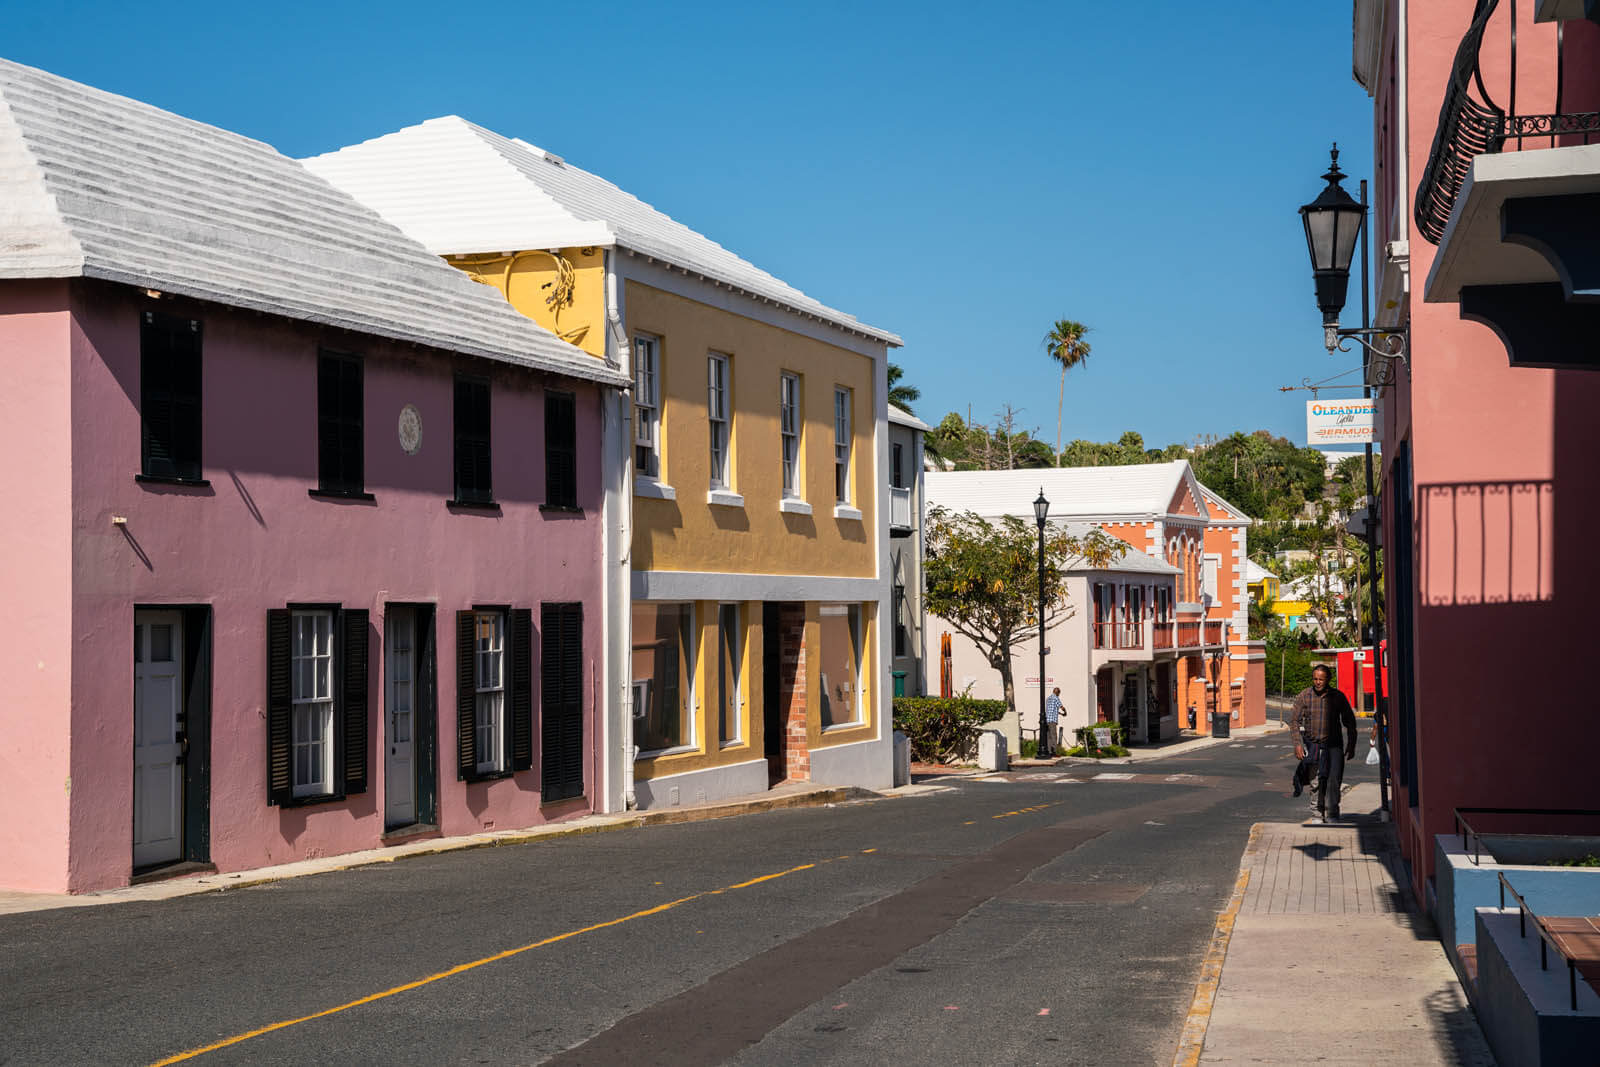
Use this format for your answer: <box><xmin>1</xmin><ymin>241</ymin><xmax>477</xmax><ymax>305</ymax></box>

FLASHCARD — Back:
<box><xmin>133</xmin><ymin>611</ymin><xmax>183</xmax><ymax>868</ymax></box>
<box><xmin>385</xmin><ymin>608</ymin><xmax>416</xmax><ymax>828</ymax></box>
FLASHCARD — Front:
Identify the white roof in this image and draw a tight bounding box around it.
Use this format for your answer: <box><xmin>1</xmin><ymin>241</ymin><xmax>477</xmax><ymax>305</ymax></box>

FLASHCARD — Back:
<box><xmin>1245</xmin><ymin>559</ymin><xmax>1278</xmax><ymax>583</ymax></box>
<box><xmin>925</xmin><ymin>461</ymin><xmax>1210</xmax><ymax>521</ymax></box>
<box><xmin>0</xmin><ymin>59</ymin><xmax>624</xmax><ymax>388</ymax></box>
<box><xmin>302</xmin><ymin>116</ymin><xmax>901</xmax><ymax>347</ymax></box>
<box><xmin>888</xmin><ymin>403</ymin><xmax>929</xmax><ymax>431</ymax></box>
<box><xmin>1196</xmin><ymin>481</ymin><xmax>1251</xmax><ymax>523</ymax></box>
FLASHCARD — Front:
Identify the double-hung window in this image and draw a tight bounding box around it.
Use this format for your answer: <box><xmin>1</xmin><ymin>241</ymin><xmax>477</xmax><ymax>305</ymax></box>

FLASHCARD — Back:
<box><xmin>455</xmin><ymin>608</ymin><xmax>532</xmax><ymax>781</ymax></box>
<box><xmin>819</xmin><ymin>603</ymin><xmax>863</xmax><ymax>728</ymax></box>
<box><xmin>780</xmin><ymin>372</ymin><xmax>801</xmax><ymax>497</ymax></box>
<box><xmin>545</xmin><ymin>390</ymin><xmax>578</xmax><ymax>509</ymax></box>
<box><xmin>634</xmin><ymin>335</ymin><xmax>660</xmax><ymax>478</ymax></box>
<box><xmin>473</xmin><ymin>611</ymin><xmax>506</xmax><ymax>777</ymax></box>
<box><xmin>291</xmin><ymin>610</ymin><xmax>335</xmax><ymax>796</ymax></box>
<box><xmin>266</xmin><ymin>606</ymin><xmax>370</xmax><ymax>806</ymax></box>
<box><xmin>833</xmin><ymin>388</ymin><xmax>852</xmax><ymax>504</ymax></box>
<box><xmin>707</xmin><ymin>354</ymin><xmax>731</xmax><ymax>490</ymax></box>
<box><xmin>139</xmin><ymin>311</ymin><xmax>204</xmax><ymax>483</ymax></box>
<box><xmin>316</xmin><ymin>350</ymin><xmax>365</xmax><ymax>497</ymax></box>
<box><xmin>453</xmin><ymin>375</ymin><xmax>493</xmax><ymax>506</ymax></box>
<box><xmin>717</xmin><ymin>603</ymin><xmax>742</xmax><ymax>747</ymax></box>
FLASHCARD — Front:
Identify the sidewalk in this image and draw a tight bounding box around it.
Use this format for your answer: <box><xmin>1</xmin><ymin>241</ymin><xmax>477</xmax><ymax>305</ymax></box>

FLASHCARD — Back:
<box><xmin>1009</xmin><ymin>720</ymin><xmax>1288</xmax><ymax>770</ymax></box>
<box><xmin>0</xmin><ymin>781</ymin><xmax>881</xmax><ymax>917</ymax></box>
<box><xmin>1176</xmin><ymin>782</ymin><xmax>1496</xmax><ymax>1065</ymax></box>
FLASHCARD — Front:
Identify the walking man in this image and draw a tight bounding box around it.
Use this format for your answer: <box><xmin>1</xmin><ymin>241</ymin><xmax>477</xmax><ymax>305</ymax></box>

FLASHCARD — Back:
<box><xmin>1044</xmin><ymin>687</ymin><xmax>1064</xmax><ymax>753</ymax></box>
<box><xmin>1291</xmin><ymin>664</ymin><xmax>1357</xmax><ymax>822</ymax></box>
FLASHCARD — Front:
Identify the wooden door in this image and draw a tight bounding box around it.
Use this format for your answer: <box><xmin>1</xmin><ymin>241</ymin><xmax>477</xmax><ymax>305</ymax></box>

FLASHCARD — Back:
<box><xmin>134</xmin><ymin>611</ymin><xmax>183</xmax><ymax>868</ymax></box>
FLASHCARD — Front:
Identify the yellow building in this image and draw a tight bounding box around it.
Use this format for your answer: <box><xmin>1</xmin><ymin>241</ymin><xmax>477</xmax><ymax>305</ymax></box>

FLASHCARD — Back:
<box><xmin>306</xmin><ymin>118</ymin><xmax>902</xmax><ymax>810</ymax></box>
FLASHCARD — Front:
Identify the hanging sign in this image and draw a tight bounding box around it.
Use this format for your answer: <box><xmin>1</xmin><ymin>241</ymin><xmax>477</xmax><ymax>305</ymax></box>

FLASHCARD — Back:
<box><xmin>1307</xmin><ymin>399</ymin><xmax>1380</xmax><ymax>446</ymax></box>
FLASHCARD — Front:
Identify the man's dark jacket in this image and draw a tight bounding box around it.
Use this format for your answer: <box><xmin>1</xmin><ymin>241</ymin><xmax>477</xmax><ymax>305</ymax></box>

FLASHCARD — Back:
<box><xmin>1290</xmin><ymin>685</ymin><xmax>1358</xmax><ymax>754</ymax></box>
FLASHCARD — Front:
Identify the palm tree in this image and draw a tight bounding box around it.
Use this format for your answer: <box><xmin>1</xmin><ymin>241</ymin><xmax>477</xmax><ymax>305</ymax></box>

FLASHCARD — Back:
<box><xmin>1042</xmin><ymin>320</ymin><xmax>1092</xmax><ymax>464</ymax></box>
<box><xmin>887</xmin><ymin>362</ymin><xmax>920</xmax><ymax>415</ymax></box>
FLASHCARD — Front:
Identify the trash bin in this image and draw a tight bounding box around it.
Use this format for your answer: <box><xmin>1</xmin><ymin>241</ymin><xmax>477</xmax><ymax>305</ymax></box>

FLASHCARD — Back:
<box><xmin>892</xmin><ymin>670</ymin><xmax>907</xmax><ymax>697</ymax></box>
<box><xmin>1211</xmin><ymin>710</ymin><xmax>1230</xmax><ymax>738</ymax></box>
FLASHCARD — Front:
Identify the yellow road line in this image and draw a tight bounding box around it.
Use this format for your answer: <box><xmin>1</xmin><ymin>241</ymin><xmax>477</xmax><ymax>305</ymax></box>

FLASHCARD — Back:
<box><xmin>150</xmin><ymin>855</ymin><xmax>857</xmax><ymax>1065</ymax></box>
<box><xmin>1171</xmin><ymin>824</ymin><xmax>1258</xmax><ymax>1067</ymax></box>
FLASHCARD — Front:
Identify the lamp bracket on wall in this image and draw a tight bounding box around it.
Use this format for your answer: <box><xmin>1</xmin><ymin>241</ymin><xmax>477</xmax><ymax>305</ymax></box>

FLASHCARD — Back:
<box><xmin>1324</xmin><ymin>325</ymin><xmax>1408</xmax><ymax>365</ymax></box>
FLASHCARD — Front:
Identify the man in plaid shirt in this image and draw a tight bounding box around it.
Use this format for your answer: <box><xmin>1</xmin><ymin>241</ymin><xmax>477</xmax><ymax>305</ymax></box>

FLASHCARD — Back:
<box><xmin>1291</xmin><ymin>664</ymin><xmax>1357</xmax><ymax>822</ymax></box>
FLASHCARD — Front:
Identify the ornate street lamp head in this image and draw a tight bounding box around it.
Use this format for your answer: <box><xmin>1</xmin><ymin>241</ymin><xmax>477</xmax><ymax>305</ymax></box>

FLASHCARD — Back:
<box><xmin>1033</xmin><ymin>489</ymin><xmax>1049</xmax><ymax>529</ymax></box>
<box><xmin>1299</xmin><ymin>144</ymin><xmax>1365</xmax><ymax>338</ymax></box>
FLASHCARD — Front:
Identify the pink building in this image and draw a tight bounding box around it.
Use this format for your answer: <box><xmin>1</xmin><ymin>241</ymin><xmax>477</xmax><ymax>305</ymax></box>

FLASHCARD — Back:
<box><xmin>0</xmin><ymin>60</ymin><xmax>627</xmax><ymax>893</ymax></box>
<box><xmin>1349</xmin><ymin>1</ymin><xmax>1600</xmax><ymax>902</ymax></box>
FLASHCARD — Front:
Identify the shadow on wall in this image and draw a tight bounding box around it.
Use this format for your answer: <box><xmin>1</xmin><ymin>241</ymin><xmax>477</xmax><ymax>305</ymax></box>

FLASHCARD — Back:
<box><xmin>1418</xmin><ymin>480</ymin><xmax>1553</xmax><ymax>606</ymax></box>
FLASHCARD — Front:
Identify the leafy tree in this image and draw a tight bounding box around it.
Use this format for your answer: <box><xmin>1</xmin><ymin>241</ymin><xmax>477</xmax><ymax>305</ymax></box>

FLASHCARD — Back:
<box><xmin>887</xmin><ymin>362</ymin><xmax>920</xmax><ymax>416</ymax></box>
<box><xmin>925</xmin><ymin>507</ymin><xmax>1126</xmax><ymax>724</ymax></box>
<box><xmin>924</xmin><ymin>408</ymin><xmax>1054</xmax><ymax>471</ymax></box>
<box><xmin>1042</xmin><ymin>320</ymin><xmax>1092</xmax><ymax>463</ymax></box>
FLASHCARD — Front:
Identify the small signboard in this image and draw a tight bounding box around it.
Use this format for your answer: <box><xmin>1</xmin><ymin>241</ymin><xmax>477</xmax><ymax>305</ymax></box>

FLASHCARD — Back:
<box><xmin>1094</xmin><ymin>728</ymin><xmax>1113</xmax><ymax>748</ymax></box>
<box><xmin>1307</xmin><ymin>399</ymin><xmax>1380</xmax><ymax>446</ymax></box>
<box><xmin>1024</xmin><ymin>676</ymin><xmax>1056</xmax><ymax>688</ymax></box>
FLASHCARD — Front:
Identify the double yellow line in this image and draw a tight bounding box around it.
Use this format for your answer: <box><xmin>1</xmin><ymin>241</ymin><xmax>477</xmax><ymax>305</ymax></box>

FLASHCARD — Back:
<box><xmin>153</xmin><ymin>851</ymin><xmax>875</xmax><ymax>1065</ymax></box>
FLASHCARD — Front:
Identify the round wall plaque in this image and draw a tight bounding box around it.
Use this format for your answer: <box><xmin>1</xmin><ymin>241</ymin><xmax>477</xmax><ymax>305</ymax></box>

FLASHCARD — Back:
<box><xmin>398</xmin><ymin>404</ymin><xmax>422</xmax><ymax>455</ymax></box>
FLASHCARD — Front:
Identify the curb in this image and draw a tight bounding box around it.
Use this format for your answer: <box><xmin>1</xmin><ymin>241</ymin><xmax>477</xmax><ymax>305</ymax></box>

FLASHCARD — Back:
<box><xmin>1172</xmin><ymin>823</ymin><xmax>1260</xmax><ymax>1067</ymax></box>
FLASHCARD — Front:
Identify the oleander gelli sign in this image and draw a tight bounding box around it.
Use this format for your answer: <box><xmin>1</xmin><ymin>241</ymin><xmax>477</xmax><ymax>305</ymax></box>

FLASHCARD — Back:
<box><xmin>1306</xmin><ymin>399</ymin><xmax>1380</xmax><ymax>446</ymax></box>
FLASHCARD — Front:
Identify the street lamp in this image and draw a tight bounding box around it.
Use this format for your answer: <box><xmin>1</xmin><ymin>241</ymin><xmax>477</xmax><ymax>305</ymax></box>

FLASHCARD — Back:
<box><xmin>1298</xmin><ymin>145</ymin><xmax>1393</xmax><ymax>816</ymax></box>
<box><xmin>1034</xmin><ymin>489</ymin><xmax>1049</xmax><ymax>760</ymax></box>
<box><xmin>1299</xmin><ymin>144</ymin><xmax>1407</xmax><ymax>362</ymax></box>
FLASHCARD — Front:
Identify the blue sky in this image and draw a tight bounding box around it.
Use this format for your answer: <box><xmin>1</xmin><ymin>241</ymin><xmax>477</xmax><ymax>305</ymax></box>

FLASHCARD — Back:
<box><xmin>3</xmin><ymin>1</ymin><xmax>1374</xmax><ymax>449</ymax></box>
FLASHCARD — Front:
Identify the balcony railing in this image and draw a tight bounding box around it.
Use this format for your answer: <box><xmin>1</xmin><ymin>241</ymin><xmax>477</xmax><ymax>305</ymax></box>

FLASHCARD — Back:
<box><xmin>1176</xmin><ymin>621</ymin><xmax>1201</xmax><ymax>648</ymax></box>
<box><xmin>1093</xmin><ymin>621</ymin><xmax>1144</xmax><ymax>651</ymax></box>
<box><xmin>1204</xmin><ymin>620</ymin><xmax>1225</xmax><ymax>646</ymax></box>
<box><xmin>1152</xmin><ymin>621</ymin><xmax>1174</xmax><ymax>650</ymax></box>
<box><xmin>1415</xmin><ymin>0</ymin><xmax>1600</xmax><ymax>244</ymax></box>
<box><xmin>889</xmin><ymin>485</ymin><xmax>912</xmax><ymax>530</ymax></box>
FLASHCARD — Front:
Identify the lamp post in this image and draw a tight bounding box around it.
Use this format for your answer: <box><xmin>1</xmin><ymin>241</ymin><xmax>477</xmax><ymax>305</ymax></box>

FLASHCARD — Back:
<box><xmin>1033</xmin><ymin>489</ymin><xmax>1049</xmax><ymax>759</ymax></box>
<box><xmin>1300</xmin><ymin>144</ymin><xmax>1393</xmax><ymax>815</ymax></box>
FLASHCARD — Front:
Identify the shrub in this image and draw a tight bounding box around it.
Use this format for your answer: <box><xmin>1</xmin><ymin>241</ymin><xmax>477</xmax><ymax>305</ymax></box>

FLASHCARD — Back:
<box><xmin>1019</xmin><ymin>740</ymin><xmax>1068</xmax><ymax>759</ymax></box>
<box><xmin>893</xmin><ymin>696</ymin><xmax>1007</xmax><ymax>763</ymax></box>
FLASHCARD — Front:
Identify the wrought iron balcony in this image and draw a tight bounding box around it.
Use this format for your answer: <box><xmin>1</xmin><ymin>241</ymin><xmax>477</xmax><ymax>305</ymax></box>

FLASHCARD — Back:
<box><xmin>1093</xmin><ymin>621</ymin><xmax>1144</xmax><ymax>651</ymax></box>
<box><xmin>1415</xmin><ymin>0</ymin><xmax>1600</xmax><ymax>245</ymax></box>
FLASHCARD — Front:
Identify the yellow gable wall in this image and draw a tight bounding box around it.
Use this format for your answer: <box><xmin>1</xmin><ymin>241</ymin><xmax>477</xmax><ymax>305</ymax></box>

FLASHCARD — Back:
<box><xmin>447</xmin><ymin>246</ymin><xmax>608</xmax><ymax>358</ymax></box>
<box><xmin>627</xmin><ymin>280</ymin><xmax>877</xmax><ymax>579</ymax></box>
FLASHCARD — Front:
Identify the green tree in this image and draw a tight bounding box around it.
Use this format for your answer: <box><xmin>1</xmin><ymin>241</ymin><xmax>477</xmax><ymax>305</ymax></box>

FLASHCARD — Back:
<box><xmin>925</xmin><ymin>507</ymin><xmax>1126</xmax><ymax>723</ymax></box>
<box><xmin>1042</xmin><ymin>319</ymin><xmax>1092</xmax><ymax>463</ymax></box>
<box><xmin>887</xmin><ymin>362</ymin><xmax>920</xmax><ymax>416</ymax></box>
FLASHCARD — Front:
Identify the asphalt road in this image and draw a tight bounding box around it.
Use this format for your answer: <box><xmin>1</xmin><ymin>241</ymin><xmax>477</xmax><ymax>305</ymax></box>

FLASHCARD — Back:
<box><xmin>0</xmin><ymin>735</ymin><xmax>1370</xmax><ymax>1066</ymax></box>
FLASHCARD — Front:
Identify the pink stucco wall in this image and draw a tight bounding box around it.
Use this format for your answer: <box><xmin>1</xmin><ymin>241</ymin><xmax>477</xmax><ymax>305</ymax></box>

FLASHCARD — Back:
<box><xmin>4</xmin><ymin>278</ymin><xmax>608</xmax><ymax>892</ymax></box>
<box><xmin>0</xmin><ymin>281</ymin><xmax>76</xmax><ymax>892</ymax></box>
<box><xmin>1378</xmin><ymin>2</ymin><xmax>1600</xmax><ymax>895</ymax></box>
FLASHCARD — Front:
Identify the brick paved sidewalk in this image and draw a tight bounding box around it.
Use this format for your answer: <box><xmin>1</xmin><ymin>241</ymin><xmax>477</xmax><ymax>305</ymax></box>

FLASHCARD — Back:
<box><xmin>1193</xmin><ymin>785</ymin><xmax>1497</xmax><ymax>1065</ymax></box>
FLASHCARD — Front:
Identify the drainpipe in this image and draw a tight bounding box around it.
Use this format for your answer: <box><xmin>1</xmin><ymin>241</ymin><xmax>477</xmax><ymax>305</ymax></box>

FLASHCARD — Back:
<box><xmin>605</xmin><ymin>252</ymin><xmax>637</xmax><ymax>811</ymax></box>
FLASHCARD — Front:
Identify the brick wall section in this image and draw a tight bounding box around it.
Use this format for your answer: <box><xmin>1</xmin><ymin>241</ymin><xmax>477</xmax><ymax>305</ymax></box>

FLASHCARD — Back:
<box><xmin>778</xmin><ymin>603</ymin><xmax>810</xmax><ymax>782</ymax></box>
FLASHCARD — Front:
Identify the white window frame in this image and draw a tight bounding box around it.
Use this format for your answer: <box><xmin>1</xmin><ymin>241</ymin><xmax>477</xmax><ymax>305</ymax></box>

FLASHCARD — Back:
<box><xmin>474</xmin><ymin>610</ymin><xmax>506</xmax><ymax>776</ymax></box>
<box><xmin>718</xmin><ymin>602</ymin><xmax>742</xmax><ymax>747</ymax></box>
<box><xmin>780</xmin><ymin>372</ymin><xmax>801</xmax><ymax>499</ymax></box>
<box><xmin>633</xmin><ymin>334</ymin><xmax>660</xmax><ymax>480</ymax></box>
<box><xmin>820</xmin><ymin>602</ymin><xmax>863</xmax><ymax>729</ymax></box>
<box><xmin>833</xmin><ymin>387</ymin><xmax>851</xmax><ymax>504</ymax></box>
<box><xmin>291</xmin><ymin>609</ymin><xmax>335</xmax><ymax>798</ymax></box>
<box><xmin>708</xmin><ymin>354</ymin><xmax>730</xmax><ymax>491</ymax></box>
<box><xmin>1202</xmin><ymin>554</ymin><xmax>1221</xmax><ymax>602</ymax></box>
<box><xmin>632</xmin><ymin>601</ymin><xmax>699</xmax><ymax>758</ymax></box>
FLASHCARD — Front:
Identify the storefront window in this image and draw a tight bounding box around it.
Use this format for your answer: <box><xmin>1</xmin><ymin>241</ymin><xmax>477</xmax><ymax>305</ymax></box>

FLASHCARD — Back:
<box><xmin>819</xmin><ymin>603</ymin><xmax>861</xmax><ymax>728</ymax></box>
<box><xmin>632</xmin><ymin>602</ymin><xmax>694</xmax><ymax>753</ymax></box>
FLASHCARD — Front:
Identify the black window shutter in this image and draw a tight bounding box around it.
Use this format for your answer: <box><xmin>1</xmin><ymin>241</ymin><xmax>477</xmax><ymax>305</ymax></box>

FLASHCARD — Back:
<box><xmin>545</xmin><ymin>391</ymin><xmax>577</xmax><ymax>508</ymax></box>
<box><xmin>141</xmin><ymin>313</ymin><xmax>203</xmax><ymax>481</ymax></box>
<box><xmin>455</xmin><ymin>376</ymin><xmax>492</xmax><ymax>504</ymax></box>
<box><xmin>341</xmin><ymin>609</ymin><xmax>369</xmax><ymax>795</ymax></box>
<box><xmin>266</xmin><ymin>609</ymin><xmax>293</xmax><ymax>806</ymax></box>
<box><xmin>510</xmin><ymin>608</ymin><xmax>533</xmax><ymax>772</ymax></box>
<box><xmin>456</xmin><ymin>611</ymin><xmax>477</xmax><ymax>780</ymax></box>
<box><xmin>319</xmin><ymin>354</ymin><xmax>364</xmax><ymax>494</ymax></box>
<box><xmin>541</xmin><ymin>603</ymin><xmax>584</xmax><ymax>801</ymax></box>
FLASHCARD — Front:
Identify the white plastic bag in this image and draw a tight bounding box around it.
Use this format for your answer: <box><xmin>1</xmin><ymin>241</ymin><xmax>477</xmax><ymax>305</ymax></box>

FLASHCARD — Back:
<box><xmin>1366</xmin><ymin>740</ymin><xmax>1380</xmax><ymax>766</ymax></box>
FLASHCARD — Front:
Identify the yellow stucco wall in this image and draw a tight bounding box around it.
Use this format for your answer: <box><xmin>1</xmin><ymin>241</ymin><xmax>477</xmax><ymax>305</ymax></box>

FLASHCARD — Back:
<box><xmin>627</xmin><ymin>281</ymin><xmax>877</xmax><ymax>578</ymax></box>
<box><xmin>635</xmin><ymin>600</ymin><xmax>878</xmax><ymax>777</ymax></box>
<box><xmin>448</xmin><ymin>246</ymin><xmax>607</xmax><ymax>358</ymax></box>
